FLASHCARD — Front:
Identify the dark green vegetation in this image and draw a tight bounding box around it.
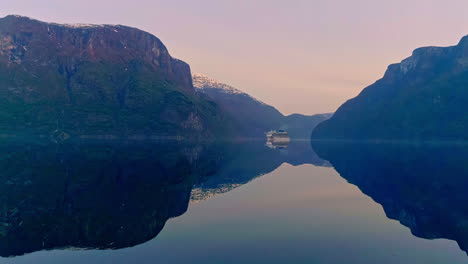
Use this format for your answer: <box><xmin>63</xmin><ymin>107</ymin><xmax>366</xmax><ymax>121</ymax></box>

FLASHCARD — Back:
<box><xmin>0</xmin><ymin>15</ymin><xmax>226</xmax><ymax>137</ymax></box>
<box><xmin>312</xmin><ymin>141</ymin><xmax>468</xmax><ymax>253</ymax></box>
<box><xmin>0</xmin><ymin>139</ymin><xmax>326</xmax><ymax>257</ymax></box>
<box><xmin>193</xmin><ymin>74</ymin><xmax>332</xmax><ymax>138</ymax></box>
<box><xmin>312</xmin><ymin>36</ymin><xmax>468</xmax><ymax>141</ymax></box>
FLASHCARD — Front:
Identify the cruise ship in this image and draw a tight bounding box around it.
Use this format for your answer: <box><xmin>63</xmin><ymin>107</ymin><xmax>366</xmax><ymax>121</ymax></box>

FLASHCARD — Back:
<box><xmin>266</xmin><ymin>130</ymin><xmax>290</xmax><ymax>143</ymax></box>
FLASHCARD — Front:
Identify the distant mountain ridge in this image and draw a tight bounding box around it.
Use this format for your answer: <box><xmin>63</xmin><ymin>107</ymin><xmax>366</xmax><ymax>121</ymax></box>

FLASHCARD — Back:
<box><xmin>193</xmin><ymin>73</ymin><xmax>332</xmax><ymax>138</ymax></box>
<box><xmin>312</xmin><ymin>35</ymin><xmax>468</xmax><ymax>141</ymax></box>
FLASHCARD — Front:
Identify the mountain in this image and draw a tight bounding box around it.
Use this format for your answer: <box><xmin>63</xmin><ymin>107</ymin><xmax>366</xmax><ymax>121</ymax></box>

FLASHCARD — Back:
<box><xmin>193</xmin><ymin>73</ymin><xmax>283</xmax><ymax>136</ymax></box>
<box><xmin>0</xmin><ymin>15</ymin><xmax>225</xmax><ymax>138</ymax></box>
<box><xmin>283</xmin><ymin>113</ymin><xmax>333</xmax><ymax>139</ymax></box>
<box><xmin>312</xmin><ymin>36</ymin><xmax>468</xmax><ymax>141</ymax></box>
<box><xmin>193</xmin><ymin>73</ymin><xmax>332</xmax><ymax>138</ymax></box>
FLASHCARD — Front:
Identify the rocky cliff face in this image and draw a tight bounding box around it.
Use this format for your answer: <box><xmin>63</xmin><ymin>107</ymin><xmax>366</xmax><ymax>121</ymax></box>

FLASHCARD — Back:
<box><xmin>0</xmin><ymin>15</ymin><xmax>224</xmax><ymax>137</ymax></box>
<box><xmin>312</xmin><ymin>36</ymin><xmax>468</xmax><ymax>141</ymax></box>
<box><xmin>194</xmin><ymin>73</ymin><xmax>331</xmax><ymax>138</ymax></box>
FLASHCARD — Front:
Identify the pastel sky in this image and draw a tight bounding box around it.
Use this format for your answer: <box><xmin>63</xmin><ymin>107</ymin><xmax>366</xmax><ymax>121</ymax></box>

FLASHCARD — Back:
<box><xmin>2</xmin><ymin>0</ymin><xmax>468</xmax><ymax>115</ymax></box>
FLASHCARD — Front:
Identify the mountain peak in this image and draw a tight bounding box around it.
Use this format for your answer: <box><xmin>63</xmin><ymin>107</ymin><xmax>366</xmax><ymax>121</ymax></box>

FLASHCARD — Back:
<box><xmin>458</xmin><ymin>35</ymin><xmax>468</xmax><ymax>48</ymax></box>
<box><xmin>2</xmin><ymin>14</ymin><xmax>32</xmax><ymax>20</ymax></box>
<box><xmin>192</xmin><ymin>73</ymin><xmax>244</xmax><ymax>95</ymax></box>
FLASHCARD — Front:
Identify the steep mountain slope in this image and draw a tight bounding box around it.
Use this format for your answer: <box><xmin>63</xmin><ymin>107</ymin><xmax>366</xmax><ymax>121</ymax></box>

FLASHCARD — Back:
<box><xmin>0</xmin><ymin>15</ymin><xmax>225</xmax><ymax>137</ymax></box>
<box><xmin>312</xmin><ymin>36</ymin><xmax>468</xmax><ymax>141</ymax></box>
<box><xmin>193</xmin><ymin>73</ymin><xmax>331</xmax><ymax>138</ymax></box>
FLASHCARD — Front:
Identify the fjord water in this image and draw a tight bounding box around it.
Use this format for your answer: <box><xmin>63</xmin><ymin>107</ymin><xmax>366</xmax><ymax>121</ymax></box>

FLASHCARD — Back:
<box><xmin>0</xmin><ymin>139</ymin><xmax>467</xmax><ymax>263</ymax></box>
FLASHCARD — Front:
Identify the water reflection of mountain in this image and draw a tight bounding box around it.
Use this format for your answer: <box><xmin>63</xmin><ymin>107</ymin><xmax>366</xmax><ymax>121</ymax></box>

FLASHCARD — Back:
<box><xmin>191</xmin><ymin>140</ymin><xmax>329</xmax><ymax>203</ymax></box>
<box><xmin>312</xmin><ymin>141</ymin><xmax>468</xmax><ymax>254</ymax></box>
<box><xmin>0</xmin><ymin>140</ymin><xmax>200</xmax><ymax>257</ymax></box>
<box><xmin>0</xmin><ymin>139</ymin><xmax>325</xmax><ymax>257</ymax></box>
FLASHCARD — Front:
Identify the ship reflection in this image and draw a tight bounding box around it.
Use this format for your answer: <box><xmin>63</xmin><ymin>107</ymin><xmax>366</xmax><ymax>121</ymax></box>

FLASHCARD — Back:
<box><xmin>265</xmin><ymin>130</ymin><xmax>291</xmax><ymax>149</ymax></box>
<box><xmin>265</xmin><ymin>140</ymin><xmax>289</xmax><ymax>149</ymax></box>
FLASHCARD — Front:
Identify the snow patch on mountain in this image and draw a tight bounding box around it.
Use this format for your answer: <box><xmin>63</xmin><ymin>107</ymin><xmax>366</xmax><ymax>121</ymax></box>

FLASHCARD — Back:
<box><xmin>61</xmin><ymin>23</ymin><xmax>105</xmax><ymax>28</ymax></box>
<box><xmin>193</xmin><ymin>73</ymin><xmax>266</xmax><ymax>105</ymax></box>
<box><xmin>3</xmin><ymin>15</ymin><xmax>109</xmax><ymax>29</ymax></box>
<box><xmin>193</xmin><ymin>73</ymin><xmax>244</xmax><ymax>94</ymax></box>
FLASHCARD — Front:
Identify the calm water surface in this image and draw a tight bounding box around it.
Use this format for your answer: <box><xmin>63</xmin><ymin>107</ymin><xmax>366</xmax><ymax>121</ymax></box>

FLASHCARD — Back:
<box><xmin>0</xmin><ymin>139</ymin><xmax>467</xmax><ymax>263</ymax></box>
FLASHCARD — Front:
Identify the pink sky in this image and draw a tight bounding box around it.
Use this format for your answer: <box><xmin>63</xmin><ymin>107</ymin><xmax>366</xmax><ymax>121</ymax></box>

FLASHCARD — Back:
<box><xmin>3</xmin><ymin>0</ymin><xmax>468</xmax><ymax>115</ymax></box>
